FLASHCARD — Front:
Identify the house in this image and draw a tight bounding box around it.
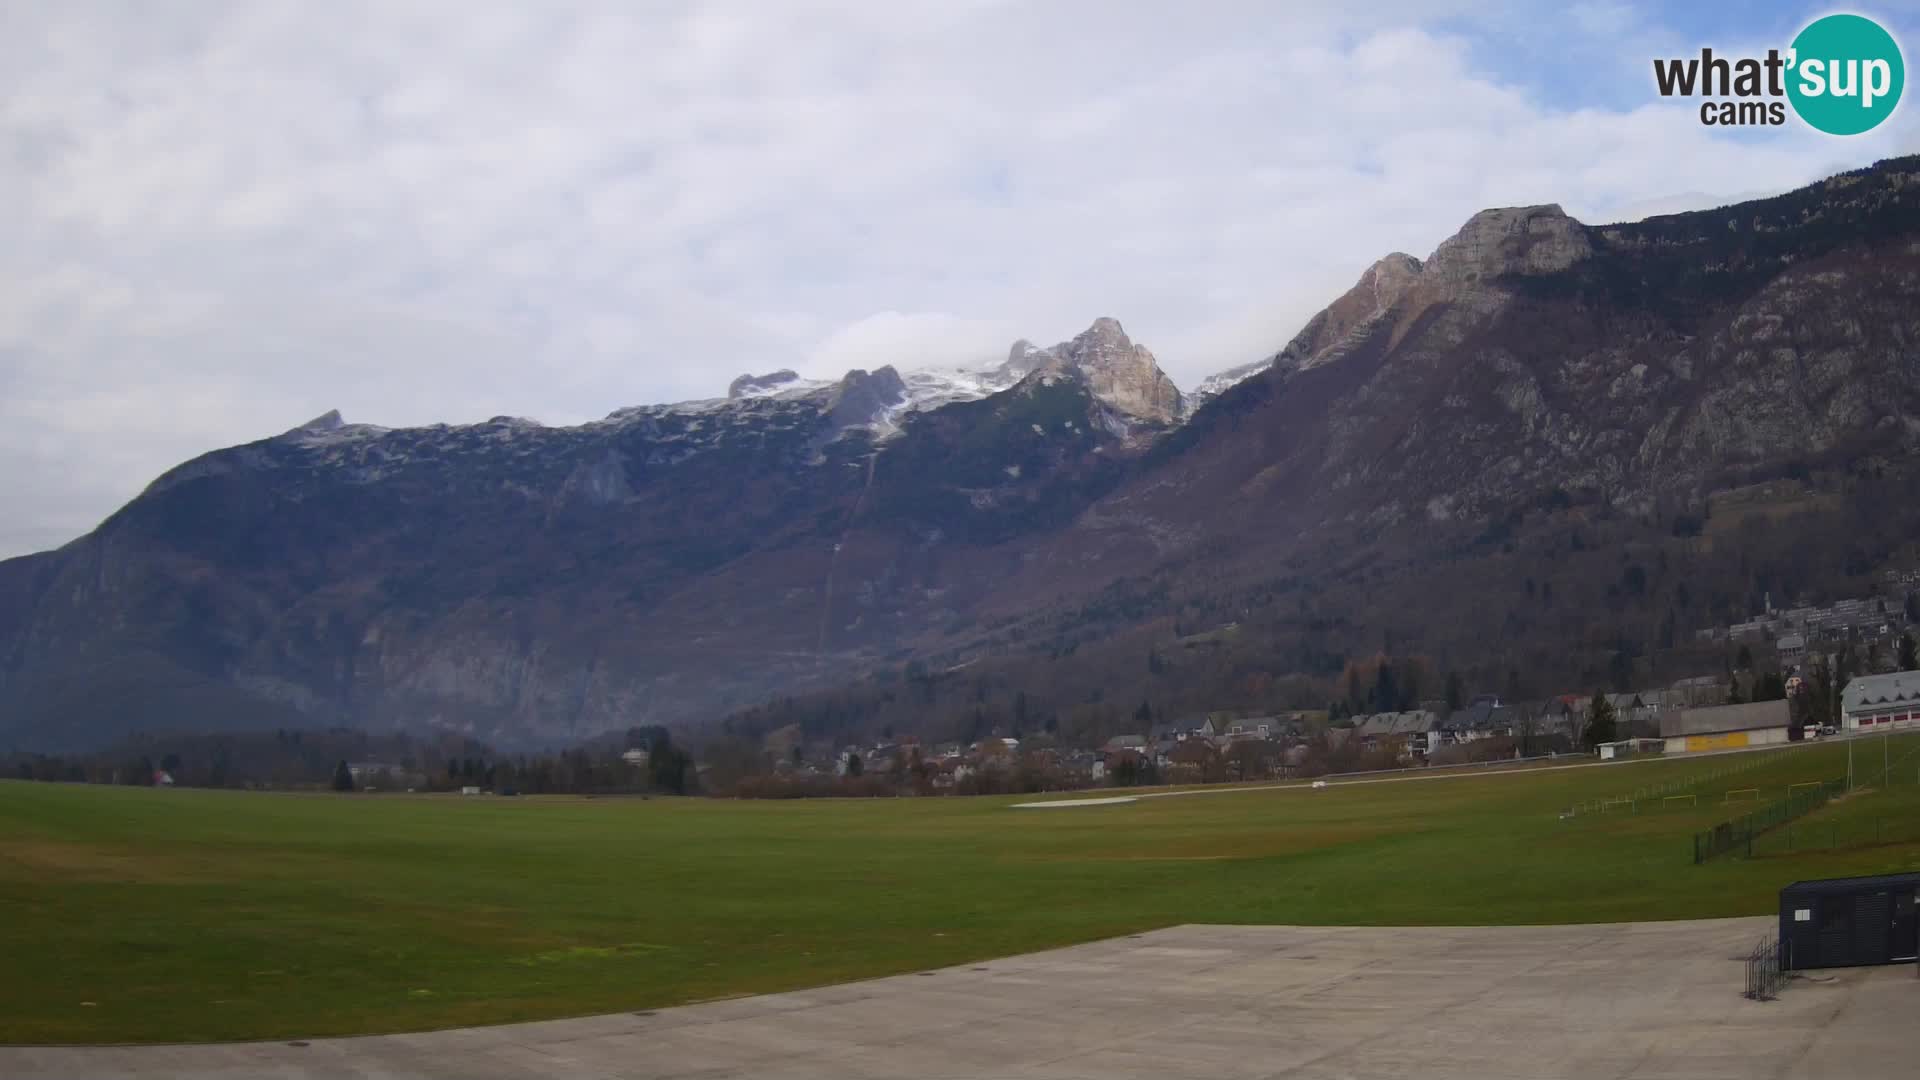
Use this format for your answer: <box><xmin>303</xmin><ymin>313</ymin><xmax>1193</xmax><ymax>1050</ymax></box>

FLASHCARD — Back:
<box><xmin>1777</xmin><ymin>633</ymin><xmax>1808</xmax><ymax>666</ymax></box>
<box><xmin>1062</xmin><ymin>750</ymin><xmax>1100</xmax><ymax>777</ymax></box>
<box><xmin>1352</xmin><ymin>713</ymin><xmax>1392</xmax><ymax>750</ymax></box>
<box><xmin>1353</xmin><ymin>711</ymin><xmax>1440</xmax><ymax>759</ymax></box>
<box><xmin>1840</xmin><ymin>670</ymin><xmax>1920</xmax><ymax>732</ymax></box>
<box><xmin>1535</xmin><ymin>698</ymin><xmax>1579</xmax><ymax>739</ymax></box>
<box><xmin>1447</xmin><ymin>700</ymin><xmax>1514</xmax><ymax>742</ymax></box>
<box><xmin>1669</xmin><ymin>675</ymin><xmax>1730</xmax><ymax>708</ymax></box>
<box><xmin>1101</xmin><ymin>735</ymin><xmax>1149</xmax><ymax>770</ymax></box>
<box><xmin>1604</xmin><ymin>692</ymin><xmax>1643</xmax><ymax>715</ymax></box>
<box><xmin>866</xmin><ymin>744</ymin><xmax>905</xmax><ymax>773</ymax></box>
<box><xmin>1618</xmin><ymin>691</ymin><xmax>1669</xmax><ymax>739</ymax></box>
<box><xmin>1395</xmin><ymin>711</ymin><xmax>1446</xmax><ymax>757</ymax></box>
<box><xmin>620</xmin><ymin>748</ymin><xmax>650</xmax><ymax>767</ymax></box>
<box><xmin>1660</xmin><ymin>699</ymin><xmax>1791</xmax><ymax>753</ymax></box>
<box><xmin>1101</xmin><ymin>746</ymin><xmax>1150</xmax><ymax>780</ymax></box>
<box><xmin>1165</xmin><ymin>738</ymin><xmax>1221</xmax><ymax>769</ymax></box>
<box><xmin>1225</xmin><ymin>717</ymin><xmax>1277</xmax><ymax>739</ymax></box>
<box><xmin>1147</xmin><ymin>723</ymin><xmax>1186</xmax><ymax>763</ymax></box>
<box><xmin>1484</xmin><ymin>704</ymin><xmax>1522</xmax><ymax>738</ymax></box>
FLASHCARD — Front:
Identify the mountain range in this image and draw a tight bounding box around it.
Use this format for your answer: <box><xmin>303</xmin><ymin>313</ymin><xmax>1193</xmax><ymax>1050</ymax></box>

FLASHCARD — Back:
<box><xmin>8</xmin><ymin>155</ymin><xmax>1920</xmax><ymax>750</ymax></box>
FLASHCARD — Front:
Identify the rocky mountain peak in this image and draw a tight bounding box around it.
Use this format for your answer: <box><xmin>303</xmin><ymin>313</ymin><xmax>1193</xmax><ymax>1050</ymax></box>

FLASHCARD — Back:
<box><xmin>998</xmin><ymin>339</ymin><xmax>1049</xmax><ymax>380</ymax></box>
<box><xmin>1262</xmin><ymin>208</ymin><xmax>1590</xmax><ymax>381</ymax></box>
<box><xmin>1424</xmin><ymin>204</ymin><xmax>1591</xmax><ymax>284</ymax></box>
<box><xmin>1269</xmin><ymin>253</ymin><xmax>1428</xmax><ymax>376</ymax></box>
<box><xmin>1361</xmin><ymin>253</ymin><xmax>1424</xmax><ymax>303</ymax></box>
<box><xmin>274</xmin><ymin>409</ymin><xmax>347</xmax><ymax>442</ymax></box>
<box><xmin>824</xmin><ymin>365</ymin><xmax>908</xmax><ymax>430</ymax></box>
<box><xmin>1072</xmin><ymin>316</ymin><xmax>1131</xmax><ymax>351</ymax></box>
<box><xmin>1056</xmin><ymin>318</ymin><xmax>1182</xmax><ymax>423</ymax></box>
<box><xmin>299</xmin><ymin>409</ymin><xmax>343</xmax><ymax>433</ymax></box>
<box><xmin>728</xmin><ymin>369</ymin><xmax>802</xmax><ymax>399</ymax></box>
<box><xmin>990</xmin><ymin>320</ymin><xmax>1183</xmax><ymax>424</ymax></box>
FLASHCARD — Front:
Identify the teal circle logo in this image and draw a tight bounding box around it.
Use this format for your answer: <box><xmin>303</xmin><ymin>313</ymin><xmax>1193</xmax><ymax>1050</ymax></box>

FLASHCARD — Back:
<box><xmin>1787</xmin><ymin>14</ymin><xmax>1904</xmax><ymax>135</ymax></box>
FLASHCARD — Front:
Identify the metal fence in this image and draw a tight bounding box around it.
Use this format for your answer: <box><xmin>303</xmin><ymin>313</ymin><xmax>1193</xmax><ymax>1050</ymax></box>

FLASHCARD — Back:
<box><xmin>1744</xmin><ymin>935</ymin><xmax>1790</xmax><ymax>1001</ymax></box>
<box><xmin>1691</xmin><ymin>777</ymin><xmax>1846</xmax><ymax>864</ymax></box>
<box><xmin>1750</xmin><ymin>814</ymin><xmax>1920</xmax><ymax>856</ymax></box>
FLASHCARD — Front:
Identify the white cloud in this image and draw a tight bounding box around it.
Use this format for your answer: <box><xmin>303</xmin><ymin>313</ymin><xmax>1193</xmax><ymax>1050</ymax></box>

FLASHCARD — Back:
<box><xmin>806</xmin><ymin>312</ymin><xmax>1016</xmax><ymax>377</ymax></box>
<box><xmin>2</xmin><ymin>1</ymin><xmax>1918</xmax><ymax>556</ymax></box>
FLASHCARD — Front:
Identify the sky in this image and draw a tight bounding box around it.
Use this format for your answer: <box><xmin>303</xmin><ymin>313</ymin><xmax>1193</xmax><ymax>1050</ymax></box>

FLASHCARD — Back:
<box><xmin>4</xmin><ymin>1</ymin><xmax>1920</xmax><ymax>559</ymax></box>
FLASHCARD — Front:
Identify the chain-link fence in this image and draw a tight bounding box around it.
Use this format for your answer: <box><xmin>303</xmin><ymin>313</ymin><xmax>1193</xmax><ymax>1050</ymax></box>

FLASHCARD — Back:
<box><xmin>1748</xmin><ymin>814</ymin><xmax>1920</xmax><ymax>856</ymax></box>
<box><xmin>1692</xmin><ymin>778</ymin><xmax>1846</xmax><ymax>864</ymax></box>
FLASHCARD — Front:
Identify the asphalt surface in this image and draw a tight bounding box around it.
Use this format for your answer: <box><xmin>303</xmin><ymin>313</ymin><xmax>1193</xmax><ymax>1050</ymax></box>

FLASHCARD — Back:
<box><xmin>5</xmin><ymin>917</ymin><xmax>1914</xmax><ymax>1078</ymax></box>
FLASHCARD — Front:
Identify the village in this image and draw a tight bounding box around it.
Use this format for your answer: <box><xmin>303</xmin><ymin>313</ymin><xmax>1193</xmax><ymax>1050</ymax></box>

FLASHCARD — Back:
<box><xmin>798</xmin><ymin>655</ymin><xmax>1920</xmax><ymax>796</ymax></box>
<box><xmin>79</xmin><ymin>578</ymin><xmax>1920</xmax><ymax>799</ymax></box>
<box><xmin>807</xmin><ymin>685</ymin><xmax>1685</xmax><ymax>794</ymax></box>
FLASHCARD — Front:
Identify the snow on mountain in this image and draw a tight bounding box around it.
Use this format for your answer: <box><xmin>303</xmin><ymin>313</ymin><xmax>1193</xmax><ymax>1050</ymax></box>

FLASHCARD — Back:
<box><xmin>901</xmin><ymin>364</ymin><xmax>1025</xmax><ymax>412</ymax></box>
<box><xmin>285</xmin><ymin>317</ymin><xmax>1278</xmax><ymax>465</ymax></box>
<box><xmin>681</xmin><ymin>319</ymin><xmax>1183</xmax><ymax>440</ymax></box>
<box><xmin>641</xmin><ymin>362</ymin><xmax>1020</xmax><ymax>439</ymax></box>
<box><xmin>1185</xmin><ymin>359</ymin><xmax>1270</xmax><ymax>414</ymax></box>
<box><xmin>284</xmin><ymin>336</ymin><xmax>1279</xmax><ymax>472</ymax></box>
<box><xmin>728</xmin><ymin>369</ymin><xmax>817</xmax><ymax>399</ymax></box>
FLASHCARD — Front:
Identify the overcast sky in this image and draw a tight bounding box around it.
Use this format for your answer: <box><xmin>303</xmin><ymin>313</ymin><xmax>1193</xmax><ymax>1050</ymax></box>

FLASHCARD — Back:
<box><xmin>5</xmin><ymin>1</ymin><xmax>1920</xmax><ymax>558</ymax></box>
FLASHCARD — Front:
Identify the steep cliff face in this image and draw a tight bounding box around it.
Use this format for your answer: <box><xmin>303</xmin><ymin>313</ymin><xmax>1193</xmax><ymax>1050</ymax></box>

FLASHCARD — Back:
<box><xmin>1047</xmin><ymin>317</ymin><xmax>1184</xmax><ymax>424</ymax></box>
<box><xmin>1110</xmin><ymin>162</ymin><xmax>1920</xmax><ymax>548</ymax></box>
<box><xmin>995</xmin><ymin>319</ymin><xmax>1183</xmax><ymax>424</ymax></box>
<box><xmin>1422</xmin><ymin>204</ymin><xmax>1591</xmax><ymax>283</ymax></box>
<box><xmin>1270</xmin><ymin>251</ymin><xmax>1425</xmax><ymax>375</ymax></box>
<box><xmin>0</xmin><ymin>380</ymin><xmax>894</xmax><ymax>748</ymax></box>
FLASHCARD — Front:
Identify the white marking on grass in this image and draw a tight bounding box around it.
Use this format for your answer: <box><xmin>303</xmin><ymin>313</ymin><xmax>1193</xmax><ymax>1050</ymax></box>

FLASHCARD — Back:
<box><xmin>1010</xmin><ymin>796</ymin><xmax>1140</xmax><ymax>809</ymax></box>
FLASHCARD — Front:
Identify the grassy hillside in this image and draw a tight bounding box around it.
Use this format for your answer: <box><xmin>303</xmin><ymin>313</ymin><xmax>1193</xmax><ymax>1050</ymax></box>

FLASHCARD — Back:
<box><xmin>4</xmin><ymin>738</ymin><xmax>1919</xmax><ymax>1044</ymax></box>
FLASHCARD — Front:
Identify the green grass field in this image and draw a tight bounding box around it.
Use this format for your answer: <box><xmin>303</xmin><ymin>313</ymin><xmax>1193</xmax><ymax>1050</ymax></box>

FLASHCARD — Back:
<box><xmin>5</xmin><ymin>737</ymin><xmax>1920</xmax><ymax>1045</ymax></box>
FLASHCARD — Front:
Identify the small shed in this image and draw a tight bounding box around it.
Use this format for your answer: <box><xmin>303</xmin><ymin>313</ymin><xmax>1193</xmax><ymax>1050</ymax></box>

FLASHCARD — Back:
<box><xmin>1778</xmin><ymin>873</ymin><xmax>1920</xmax><ymax>970</ymax></box>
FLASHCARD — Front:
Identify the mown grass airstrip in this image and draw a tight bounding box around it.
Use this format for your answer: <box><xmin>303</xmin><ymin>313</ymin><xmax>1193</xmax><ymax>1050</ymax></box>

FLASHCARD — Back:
<box><xmin>4</xmin><ymin>736</ymin><xmax>1919</xmax><ymax>1044</ymax></box>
